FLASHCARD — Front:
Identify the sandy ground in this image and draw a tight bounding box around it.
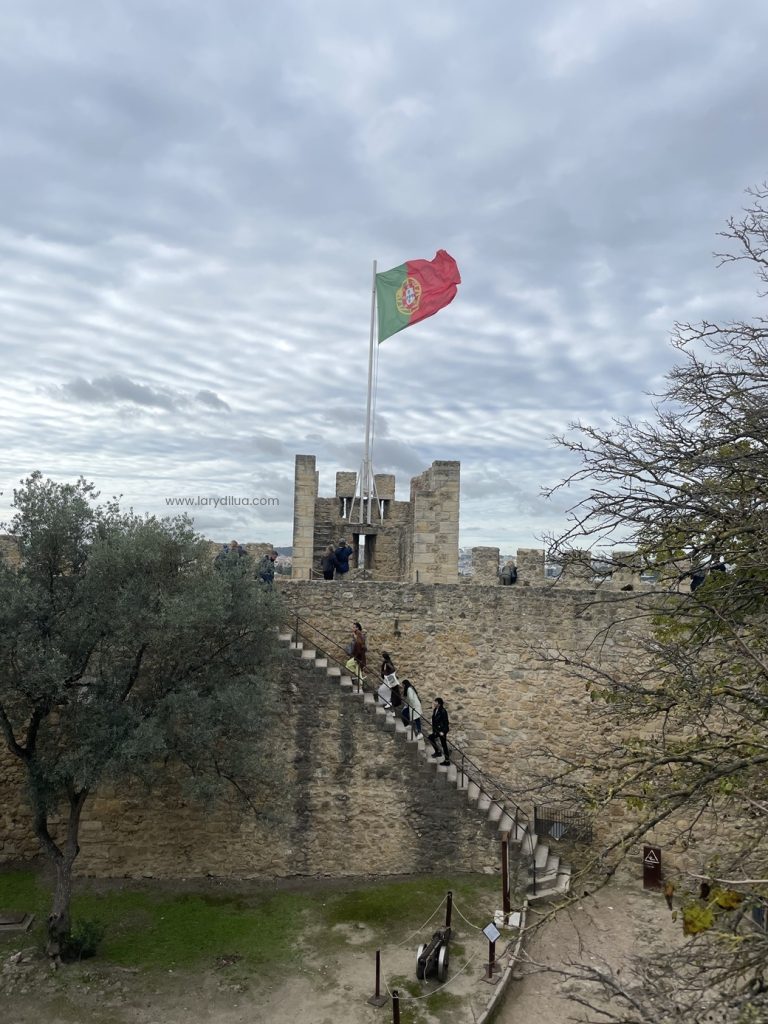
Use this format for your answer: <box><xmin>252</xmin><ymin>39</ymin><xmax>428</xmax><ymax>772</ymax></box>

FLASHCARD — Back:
<box><xmin>1</xmin><ymin>880</ymin><xmax>680</xmax><ymax>1024</ymax></box>
<box><xmin>500</xmin><ymin>882</ymin><xmax>683</xmax><ymax>1024</ymax></box>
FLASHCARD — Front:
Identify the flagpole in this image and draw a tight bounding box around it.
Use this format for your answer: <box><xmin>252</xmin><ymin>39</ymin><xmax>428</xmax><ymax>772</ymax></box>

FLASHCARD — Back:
<box><xmin>360</xmin><ymin>259</ymin><xmax>377</xmax><ymax>525</ymax></box>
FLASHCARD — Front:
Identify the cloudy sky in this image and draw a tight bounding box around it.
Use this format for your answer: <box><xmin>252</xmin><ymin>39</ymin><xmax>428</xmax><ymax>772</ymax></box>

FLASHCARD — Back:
<box><xmin>1</xmin><ymin>1</ymin><xmax>767</xmax><ymax>553</ymax></box>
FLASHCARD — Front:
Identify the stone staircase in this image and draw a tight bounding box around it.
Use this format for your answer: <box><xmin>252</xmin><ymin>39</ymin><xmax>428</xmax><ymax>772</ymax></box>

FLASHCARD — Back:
<box><xmin>279</xmin><ymin>631</ymin><xmax>571</xmax><ymax>901</ymax></box>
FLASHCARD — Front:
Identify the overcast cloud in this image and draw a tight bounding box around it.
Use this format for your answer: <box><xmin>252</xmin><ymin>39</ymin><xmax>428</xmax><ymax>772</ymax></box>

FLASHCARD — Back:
<box><xmin>1</xmin><ymin>0</ymin><xmax>766</xmax><ymax>552</ymax></box>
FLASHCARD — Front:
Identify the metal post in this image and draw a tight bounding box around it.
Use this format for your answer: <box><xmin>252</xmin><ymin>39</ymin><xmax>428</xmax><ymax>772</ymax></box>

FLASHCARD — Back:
<box><xmin>445</xmin><ymin>891</ymin><xmax>453</xmax><ymax>929</ymax></box>
<box><xmin>501</xmin><ymin>836</ymin><xmax>510</xmax><ymax>916</ymax></box>
<box><xmin>486</xmin><ymin>938</ymin><xmax>496</xmax><ymax>980</ymax></box>
<box><xmin>392</xmin><ymin>989</ymin><xmax>400</xmax><ymax>1024</ymax></box>
<box><xmin>367</xmin><ymin>948</ymin><xmax>388</xmax><ymax>1007</ymax></box>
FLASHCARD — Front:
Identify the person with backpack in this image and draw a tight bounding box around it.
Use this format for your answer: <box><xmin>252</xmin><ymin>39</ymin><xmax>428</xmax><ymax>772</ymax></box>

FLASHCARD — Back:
<box><xmin>500</xmin><ymin>560</ymin><xmax>517</xmax><ymax>585</ymax></box>
<box><xmin>257</xmin><ymin>549</ymin><xmax>278</xmax><ymax>584</ymax></box>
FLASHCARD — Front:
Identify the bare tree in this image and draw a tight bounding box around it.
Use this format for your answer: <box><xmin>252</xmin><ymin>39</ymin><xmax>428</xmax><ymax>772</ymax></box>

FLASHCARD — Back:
<box><xmin>533</xmin><ymin>186</ymin><xmax>768</xmax><ymax>1023</ymax></box>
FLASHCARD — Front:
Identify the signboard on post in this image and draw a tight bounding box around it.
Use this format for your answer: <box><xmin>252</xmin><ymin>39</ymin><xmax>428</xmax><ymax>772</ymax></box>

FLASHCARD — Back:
<box><xmin>643</xmin><ymin>844</ymin><xmax>662</xmax><ymax>890</ymax></box>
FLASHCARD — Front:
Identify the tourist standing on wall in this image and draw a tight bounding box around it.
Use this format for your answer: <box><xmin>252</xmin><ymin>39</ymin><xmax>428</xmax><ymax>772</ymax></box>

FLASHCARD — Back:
<box><xmin>321</xmin><ymin>545</ymin><xmax>336</xmax><ymax>580</ymax></box>
<box><xmin>500</xmin><ymin>560</ymin><xmax>517</xmax><ymax>585</ymax></box>
<box><xmin>402</xmin><ymin>679</ymin><xmax>422</xmax><ymax>734</ymax></box>
<box><xmin>258</xmin><ymin>550</ymin><xmax>278</xmax><ymax>584</ymax></box>
<box><xmin>428</xmin><ymin>697</ymin><xmax>451</xmax><ymax>765</ymax></box>
<box><xmin>334</xmin><ymin>538</ymin><xmax>354</xmax><ymax>579</ymax></box>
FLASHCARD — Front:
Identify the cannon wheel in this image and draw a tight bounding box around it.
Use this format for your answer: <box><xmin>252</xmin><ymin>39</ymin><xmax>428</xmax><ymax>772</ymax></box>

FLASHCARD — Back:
<box><xmin>416</xmin><ymin>943</ymin><xmax>426</xmax><ymax>980</ymax></box>
<box><xmin>437</xmin><ymin>944</ymin><xmax>449</xmax><ymax>982</ymax></box>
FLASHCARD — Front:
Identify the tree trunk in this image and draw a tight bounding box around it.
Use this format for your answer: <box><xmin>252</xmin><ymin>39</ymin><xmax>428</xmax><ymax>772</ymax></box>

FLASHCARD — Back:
<box><xmin>47</xmin><ymin>857</ymin><xmax>75</xmax><ymax>959</ymax></box>
<box><xmin>42</xmin><ymin>786</ymin><xmax>88</xmax><ymax>961</ymax></box>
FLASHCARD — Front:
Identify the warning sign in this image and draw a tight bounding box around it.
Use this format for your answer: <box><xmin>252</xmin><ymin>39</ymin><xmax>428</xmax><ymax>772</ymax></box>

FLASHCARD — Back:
<box><xmin>643</xmin><ymin>845</ymin><xmax>662</xmax><ymax>889</ymax></box>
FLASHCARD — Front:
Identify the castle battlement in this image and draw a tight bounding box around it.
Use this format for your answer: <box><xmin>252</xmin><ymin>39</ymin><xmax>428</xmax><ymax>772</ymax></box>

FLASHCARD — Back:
<box><xmin>291</xmin><ymin>455</ymin><xmax>460</xmax><ymax>584</ymax></box>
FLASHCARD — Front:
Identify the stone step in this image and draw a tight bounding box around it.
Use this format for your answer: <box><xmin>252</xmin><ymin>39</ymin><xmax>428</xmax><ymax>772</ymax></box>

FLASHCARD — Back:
<box><xmin>527</xmin><ymin>853</ymin><xmax>562</xmax><ymax>889</ymax></box>
<box><xmin>519</xmin><ymin>829</ymin><xmax>539</xmax><ymax>857</ymax></box>
<box><xmin>527</xmin><ymin>864</ymin><xmax>572</xmax><ymax>901</ymax></box>
<box><xmin>289</xmin><ymin>629</ymin><xmax>572</xmax><ymax>905</ymax></box>
<box><xmin>533</xmin><ymin>844</ymin><xmax>550</xmax><ymax>870</ymax></box>
<box><xmin>487</xmin><ymin>800</ymin><xmax>504</xmax><ymax>823</ymax></box>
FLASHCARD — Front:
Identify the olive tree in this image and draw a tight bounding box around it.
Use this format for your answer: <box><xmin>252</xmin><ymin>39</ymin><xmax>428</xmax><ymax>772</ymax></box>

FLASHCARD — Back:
<box><xmin>0</xmin><ymin>473</ymin><xmax>282</xmax><ymax>957</ymax></box>
<box><xmin>537</xmin><ymin>186</ymin><xmax>768</xmax><ymax>1022</ymax></box>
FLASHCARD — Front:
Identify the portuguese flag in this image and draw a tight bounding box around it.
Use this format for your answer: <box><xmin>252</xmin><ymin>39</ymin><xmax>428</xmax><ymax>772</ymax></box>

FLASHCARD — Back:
<box><xmin>376</xmin><ymin>249</ymin><xmax>461</xmax><ymax>343</ymax></box>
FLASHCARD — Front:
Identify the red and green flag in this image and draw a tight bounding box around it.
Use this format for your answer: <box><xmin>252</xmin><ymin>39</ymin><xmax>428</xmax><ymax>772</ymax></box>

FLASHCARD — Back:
<box><xmin>376</xmin><ymin>249</ymin><xmax>461</xmax><ymax>343</ymax></box>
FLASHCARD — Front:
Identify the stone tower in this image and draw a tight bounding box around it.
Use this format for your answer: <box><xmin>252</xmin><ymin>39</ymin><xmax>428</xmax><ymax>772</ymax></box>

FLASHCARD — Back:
<box><xmin>291</xmin><ymin>456</ymin><xmax>460</xmax><ymax>583</ymax></box>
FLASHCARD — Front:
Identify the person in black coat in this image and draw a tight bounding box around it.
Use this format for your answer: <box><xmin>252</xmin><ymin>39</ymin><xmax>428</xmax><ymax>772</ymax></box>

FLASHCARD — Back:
<box><xmin>320</xmin><ymin>545</ymin><xmax>336</xmax><ymax>580</ymax></box>
<box><xmin>428</xmin><ymin>697</ymin><xmax>451</xmax><ymax>765</ymax></box>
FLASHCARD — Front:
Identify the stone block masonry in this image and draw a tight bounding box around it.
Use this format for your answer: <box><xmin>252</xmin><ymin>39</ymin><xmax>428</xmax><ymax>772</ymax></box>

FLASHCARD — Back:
<box><xmin>291</xmin><ymin>455</ymin><xmax>460</xmax><ymax>584</ymax></box>
<box><xmin>0</xmin><ymin>653</ymin><xmax>501</xmax><ymax>879</ymax></box>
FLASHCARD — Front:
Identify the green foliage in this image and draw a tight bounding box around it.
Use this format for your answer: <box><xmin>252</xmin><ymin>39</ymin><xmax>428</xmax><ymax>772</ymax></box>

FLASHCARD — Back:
<box><xmin>0</xmin><ymin>474</ymin><xmax>284</xmax><ymax>937</ymax></box>
<box><xmin>62</xmin><ymin>919</ymin><xmax>106</xmax><ymax>960</ymax></box>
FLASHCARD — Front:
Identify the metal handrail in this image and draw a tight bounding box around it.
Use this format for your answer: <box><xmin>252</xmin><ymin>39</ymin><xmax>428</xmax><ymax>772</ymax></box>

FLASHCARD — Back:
<box><xmin>283</xmin><ymin>608</ymin><xmax>532</xmax><ymax>839</ymax></box>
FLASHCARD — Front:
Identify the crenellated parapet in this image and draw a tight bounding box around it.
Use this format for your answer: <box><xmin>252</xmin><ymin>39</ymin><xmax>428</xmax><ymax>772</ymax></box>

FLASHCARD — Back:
<box><xmin>291</xmin><ymin>455</ymin><xmax>460</xmax><ymax>583</ymax></box>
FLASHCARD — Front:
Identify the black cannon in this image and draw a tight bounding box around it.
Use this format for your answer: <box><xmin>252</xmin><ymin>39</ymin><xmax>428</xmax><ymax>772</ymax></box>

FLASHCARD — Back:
<box><xmin>416</xmin><ymin>925</ymin><xmax>451</xmax><ymax>982</ymax></box>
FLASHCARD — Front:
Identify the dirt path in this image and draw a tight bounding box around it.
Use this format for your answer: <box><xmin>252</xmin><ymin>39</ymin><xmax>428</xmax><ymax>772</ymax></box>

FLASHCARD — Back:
<box><xmin>499</xmin><ymin>882</ymin><xmax>683</xmax><ymax>1024</ymax></box>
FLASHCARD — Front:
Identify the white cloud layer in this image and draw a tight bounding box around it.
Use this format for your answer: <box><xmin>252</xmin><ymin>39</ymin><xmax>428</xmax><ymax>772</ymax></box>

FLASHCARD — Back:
<box><xmin>1</xmin><ymin>0</ymin><xmax>767</xmax><ymax>550</ymax></box>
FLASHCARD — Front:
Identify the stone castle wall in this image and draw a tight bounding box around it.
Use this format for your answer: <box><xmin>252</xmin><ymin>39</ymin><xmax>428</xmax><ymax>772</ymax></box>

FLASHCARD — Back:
<box><xmin>1</xmin><ymin>648</ymin><xmax>502</xmax><ymax>879</ymax></box>
<box><xmin>281</xmin><ymin>580</ymin><xmax>642</xmax><ymax>809</ymax></box>
<box><xmin>0</xmin><ymin>575</ymin><xmax>710</xmax><ymax>881</ymax></box>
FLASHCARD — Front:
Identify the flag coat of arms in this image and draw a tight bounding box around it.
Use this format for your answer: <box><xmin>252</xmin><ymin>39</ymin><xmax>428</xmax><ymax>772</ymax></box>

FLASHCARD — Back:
<box><xmin>376</xmin><ymin>250</ymin><xmax>461</xmax><ymax>343</ymax></box>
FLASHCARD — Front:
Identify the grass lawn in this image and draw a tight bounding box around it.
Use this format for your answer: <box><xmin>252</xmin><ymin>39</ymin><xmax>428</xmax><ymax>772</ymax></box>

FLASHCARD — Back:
<box><xmin>0</xmin><ymin>867</ymin><xmax>501</xmax><ymax>972</ymax></box>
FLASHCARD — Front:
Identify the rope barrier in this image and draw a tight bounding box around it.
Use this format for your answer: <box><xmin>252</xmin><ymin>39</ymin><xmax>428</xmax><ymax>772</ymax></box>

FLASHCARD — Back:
<box><xmin>452</xmin><ymin>901</ymin><xmax>485</xmax><ymax>932</ymax></box>
<box><xmin>392</xmin><ymin>894</ymin><xmax>447</xmax><ymax>949</ymax></box>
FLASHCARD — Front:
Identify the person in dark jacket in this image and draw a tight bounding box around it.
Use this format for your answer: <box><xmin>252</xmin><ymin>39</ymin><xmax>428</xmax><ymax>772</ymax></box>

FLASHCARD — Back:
<box><xmin>334</xmin><ymin>538</ymin><xmax>354</xmax><ymax>578</ymax></box>
<box><xmin>258</xmin><ymin>550</ymin><xmax>277</xmax><ymax>584</ymax></box>
<box><xmin>390</xmin><ymin>682</ymin><xmax>403</xmax><ymax>719</ymax></box>
<box><xmin>320</xmin><ymin>545</ymin><xmax>336</xmax><ymax>580</ymax></box>
<box><xmin>428</xmin><ymin>697</ymin><xmax>451</xmax><ymax>765</ymax></box>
